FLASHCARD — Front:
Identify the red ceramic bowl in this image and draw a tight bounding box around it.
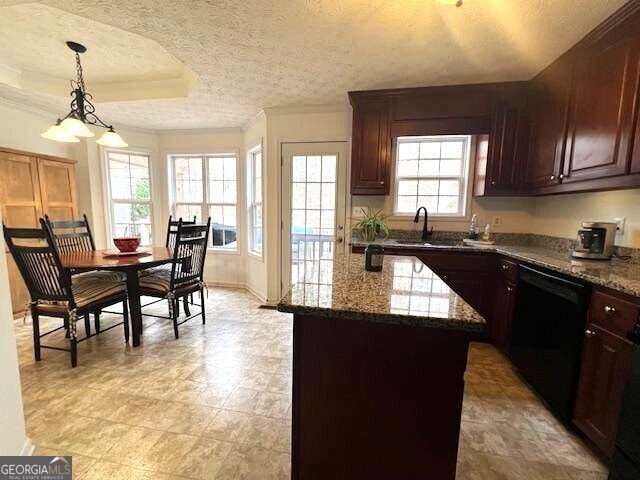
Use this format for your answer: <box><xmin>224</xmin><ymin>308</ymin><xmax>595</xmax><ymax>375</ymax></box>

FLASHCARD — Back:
<box><xmin>113</xmin><ymin>237</ymin><xmax>140</xmax><ymax>253</ymax></box>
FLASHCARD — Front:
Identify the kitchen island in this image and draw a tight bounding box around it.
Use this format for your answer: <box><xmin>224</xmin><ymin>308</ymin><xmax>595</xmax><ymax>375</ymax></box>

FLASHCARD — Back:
<box><xmin>277</xmin><ymin>253</ymin><xmax>485</xmax><ymax>480</ymax></box>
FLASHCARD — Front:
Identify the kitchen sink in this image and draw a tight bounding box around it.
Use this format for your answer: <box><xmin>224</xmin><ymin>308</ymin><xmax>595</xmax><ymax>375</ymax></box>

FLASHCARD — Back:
<box><xmin>391</xmin><ymin>239</ymin><xmax>462</xmax><ymax>247</ymax></box>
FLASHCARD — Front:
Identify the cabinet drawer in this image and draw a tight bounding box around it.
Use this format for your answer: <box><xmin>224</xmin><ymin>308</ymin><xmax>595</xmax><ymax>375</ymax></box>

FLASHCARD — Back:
<box><xmin>589</xmin><ymin>289</ymin><xmax>639</xmax><ymax>338</ymax></box>
<box><xmin>498</xmin><ymin>257</ymin><xmax>518</xmax><ymax>282</ymax></box>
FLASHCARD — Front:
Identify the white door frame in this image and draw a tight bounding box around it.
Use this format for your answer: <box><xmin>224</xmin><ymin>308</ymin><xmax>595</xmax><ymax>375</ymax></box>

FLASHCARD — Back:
<box><xmin>279</xmin><ymin>141</ymin><xmax>348</xmax><ymax>297</ymax></box>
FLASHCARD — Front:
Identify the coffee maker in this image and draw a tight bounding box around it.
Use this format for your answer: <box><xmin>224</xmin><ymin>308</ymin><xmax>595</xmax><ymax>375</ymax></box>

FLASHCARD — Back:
<box><xmin>572</xmin><ymin>222</ymin><xmax>617</xmax><ymax>260</ymax></box>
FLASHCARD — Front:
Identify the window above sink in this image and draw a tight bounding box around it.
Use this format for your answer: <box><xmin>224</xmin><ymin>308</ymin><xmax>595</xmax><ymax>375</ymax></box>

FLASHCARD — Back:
<box><xmin>393</xmin><ymin>135</ymin><xmax>471</xmax><ymax>219</ymax></box>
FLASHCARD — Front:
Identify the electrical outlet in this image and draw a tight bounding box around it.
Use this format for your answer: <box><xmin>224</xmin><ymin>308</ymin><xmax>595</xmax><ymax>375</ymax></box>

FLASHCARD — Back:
<box><xmin>615</xmin><ymin>217</ymin><xmax>626</xmax><ymax>235</ymax></box>
<box><xmin>492</xmin><ymin>216</ymin><xmax>501</xmax><ymax>226</ymax></box>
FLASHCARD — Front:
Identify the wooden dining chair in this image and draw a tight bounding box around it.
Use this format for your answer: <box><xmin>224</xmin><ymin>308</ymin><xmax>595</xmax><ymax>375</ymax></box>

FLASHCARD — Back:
<box><xmin>166</xmin><ymin>215</ymin><xmax>197</xmax><ymax>250</ymax></box>
<box><xmin>140</xmin><ymin>215</ymin><xmax>198</xmax><ymax>315</ymax></box>
<box><xmin>139</xmin><ymin>218</ymin><xmax>211</xmax><ymax>339</ymax></box>
<box><xmin>44</xmin><ymin>214</ymin><xmax>95</xmax><ymax>254</ymax></box>
<box><xmin>44</xmin><ymin>213</ymin><xmax>122</xmax><ymax>335</ymax></box>
<box><xmin>3</xmin><ymin>219</ymin><xmax>130</xmax><ymax>367</ymax></box>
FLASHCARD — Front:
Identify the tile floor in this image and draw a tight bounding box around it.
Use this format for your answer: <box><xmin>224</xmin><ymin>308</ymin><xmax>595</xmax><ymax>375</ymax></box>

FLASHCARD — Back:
<box><xmin>14</xmin><ymin>288</ymin><xmax>607</xmax><ymax>479</ymax></box>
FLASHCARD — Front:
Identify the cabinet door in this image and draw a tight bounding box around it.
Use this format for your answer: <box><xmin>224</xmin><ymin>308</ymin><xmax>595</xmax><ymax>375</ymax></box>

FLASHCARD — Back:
<box><xmin>574</xmin><ymin>323</ymin><xmax>634</xmax><ymax>456</ymax></box>
<box><xmin>37</xmin><ymin>159</ymin><xmax>78</xmax><ymax>221</ymax></box>
<box><xmin>526</xmin><ymin>54</ymin><xmax>573</xmax><ymax>189</ymax></box>
<box><xmin>0</xmin><ymin>151</ymin><xmax>43</xmax><ymax>315</ymax></box>
<box><xmin>563</xmin><ymin>33</ymin><xmax>640</xmax><ymax>183</ymax></box>
<box><xmin>492</xmin><ymin>278</ymin><xmax>516</xmax><ymax>353</ymax></box>
<box><xmin>350</xmin><ymin>97</ymin><xmax>391</xmax><ymax>195</ymax></box>
<box><xmin>484</xmin><ymin>89</ymin><xmax>529</xmax><ymax>195</ymax></box>
<box><xmin>437</xmin><ymin>270</ymin><xmax>492</xmax><ymax>320</ymax></box>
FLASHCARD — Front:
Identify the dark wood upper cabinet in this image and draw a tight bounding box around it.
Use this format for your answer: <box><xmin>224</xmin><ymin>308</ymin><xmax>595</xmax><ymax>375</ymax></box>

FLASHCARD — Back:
<box><xmin>563</xmin><ymin>30</ymin><xmax>640</xmax><ymax>184</ymax></box>
<box><xmin>526</xmin><ymin>52</ymin><xmax>574</xmax><ymax>191</ymax></box>
<box><xmin>349</xmin><ymin>93</ymin><xmax>391</xmax><ymax>195</ymax></box>
<box><xmin>475</xmin><ymin>83</ymin><xmax>530</xmax><ymax>196</ymax></box>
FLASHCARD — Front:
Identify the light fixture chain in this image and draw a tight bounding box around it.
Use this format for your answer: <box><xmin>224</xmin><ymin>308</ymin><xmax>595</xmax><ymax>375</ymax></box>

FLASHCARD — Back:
<box><xmin>75</xmin><ymin>52</ymin><xmax>86</xmax><ymax>92</ymax></box>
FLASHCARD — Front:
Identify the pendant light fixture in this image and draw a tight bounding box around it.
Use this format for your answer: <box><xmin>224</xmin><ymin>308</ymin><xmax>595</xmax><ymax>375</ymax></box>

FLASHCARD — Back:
<box><xmin>41</xmin><ymin>41</ymin><xmax>128</xmax><ymax>147</ymax></box>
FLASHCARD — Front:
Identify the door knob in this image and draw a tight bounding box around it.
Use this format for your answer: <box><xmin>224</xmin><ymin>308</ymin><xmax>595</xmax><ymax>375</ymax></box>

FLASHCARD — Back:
<box><xmin>585</xmin><ymin>329</ymin><xmax>596</xmax><ymax>337</ymax></box>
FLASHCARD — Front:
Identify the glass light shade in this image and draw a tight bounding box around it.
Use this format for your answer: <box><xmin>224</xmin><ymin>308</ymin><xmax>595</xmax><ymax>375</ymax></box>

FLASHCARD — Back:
<box><xmin>96</xmin><ymin>130</ymin><xmax>128</xmax><ymax>148</ymax></box>
<box><xmin>60</xmin><ymin>117</ymin><xmax>95</xmax><ymax>137</ymax></box>
<box><xmin>41</xmin><ymin>124</ymin><xmax>79</xmax><ymax>143</ymax></box>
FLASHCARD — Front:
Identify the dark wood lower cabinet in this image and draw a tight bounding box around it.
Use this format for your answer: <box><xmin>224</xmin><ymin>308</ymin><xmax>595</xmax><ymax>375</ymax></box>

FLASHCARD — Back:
<box><xmin>574</xmin><ymin>322</ymin><xmax>634</xmax><ymax>456</ymax></box>
<box><xmin>493</xmin><ymin>278</ymin><xmax>516</xmax><ymax>354</ymax></box>
<box><xmin>292</xmin><ymin>314</ymin><xmax>471</xmax><ymax>480</ymax></box>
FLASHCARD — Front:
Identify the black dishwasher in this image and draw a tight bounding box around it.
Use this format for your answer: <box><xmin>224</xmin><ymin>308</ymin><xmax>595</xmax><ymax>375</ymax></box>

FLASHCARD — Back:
<box><xmin>510</xmin><ymin>265</ymin><xmax>591</xmax><ymax>423</ymax></box>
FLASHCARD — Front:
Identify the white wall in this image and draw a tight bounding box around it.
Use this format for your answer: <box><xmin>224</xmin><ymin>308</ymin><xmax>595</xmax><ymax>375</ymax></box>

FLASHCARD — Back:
<box><xmin>532</xmin><ymin>189</ymin><xmax>640</xmax><ymax>247</ymax></box>
<box><xmin>243</xmin><ymin>112</ymin><xmax>268</xmax><ymax>301</ymax></box>
<box><xmin>0</xmin><ymin>213</ymin><xmax>29</xmax><ymax>456</ymax></box>
<box><xmin>0</xmin><ymin>100</ymin><xmax>73</xmax><ymax>159</ymax></box>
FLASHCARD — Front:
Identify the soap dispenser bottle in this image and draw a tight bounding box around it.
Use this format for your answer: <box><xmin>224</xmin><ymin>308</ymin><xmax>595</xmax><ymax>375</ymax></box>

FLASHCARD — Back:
<box><xmin>468</xmin><ymin>214</ymin><xmax>479</xmax><ymax>240</ymax></box>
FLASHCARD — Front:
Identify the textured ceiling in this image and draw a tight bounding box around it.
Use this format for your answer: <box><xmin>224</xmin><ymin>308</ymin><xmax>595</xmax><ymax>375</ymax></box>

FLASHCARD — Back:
<box><xmin>0</xmin><ymin>0</ymin><xmax>629</xmax><ymax>130</ymax></box>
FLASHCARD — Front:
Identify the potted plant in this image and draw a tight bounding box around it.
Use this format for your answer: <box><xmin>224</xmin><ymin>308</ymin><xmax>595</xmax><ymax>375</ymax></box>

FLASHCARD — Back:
<box><xmin>353</xmin><ymin>208</ymin><xmax>390</xmax><ymax>242</ymax></box>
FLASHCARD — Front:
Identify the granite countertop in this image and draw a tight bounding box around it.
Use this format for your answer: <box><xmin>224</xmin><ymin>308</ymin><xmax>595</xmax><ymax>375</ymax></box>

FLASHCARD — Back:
<box><xmin>351</xmin><ymin>238</ymin><xmax>640</xmax><ymax>297</ymax></box>
<box><xmin>277</xmin><ymin>253</ymin><xmax>485</xmax><ymax>333</ymax></box>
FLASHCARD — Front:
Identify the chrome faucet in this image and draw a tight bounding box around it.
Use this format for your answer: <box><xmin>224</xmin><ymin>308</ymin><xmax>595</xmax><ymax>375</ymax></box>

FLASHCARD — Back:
<box><xmin>414</xmin><ymin>207</ymin><xmax>434</xmax><ymax>241</ymax></box>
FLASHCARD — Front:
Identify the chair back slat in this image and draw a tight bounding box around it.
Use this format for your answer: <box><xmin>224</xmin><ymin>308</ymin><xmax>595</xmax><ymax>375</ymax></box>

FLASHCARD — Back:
<box><xmin>3</xmin><ymin>221</ymin><xmax>72</xmax><ymax>304</ymax></box>
<box><xmin>166</xmin><ymin>215</ymin><xmax>197</xmax><ymax>249</ymax></box>
<box><xmin>169</xmin><ymin>218</ymin><xmax>211</xmax><ymax>290</ymax></box>
<box><xmin>45</xmin><ymin>214</ymin><xmax>95</xmax><ymax>254</ymax></box>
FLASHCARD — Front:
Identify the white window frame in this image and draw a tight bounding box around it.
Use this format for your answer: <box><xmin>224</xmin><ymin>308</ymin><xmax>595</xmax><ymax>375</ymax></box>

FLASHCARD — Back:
<box><xmin>247</xmin><ymin>144</ymin><xmax>263</xmax><ymax>258</ymax></box>
<box><xmin>393</xmin><ymin>135</ymin><xmax>471</xmax><ymax>219</ymax></box>
<box><xmin>103</xmin><ymin>148</ymin><xmax>154</xmax><ymax>246</ymax></box>
<box><xmin>169</xmin><ymin>153</ymin><xmax>239</xmax><ymax>252</ymax></box>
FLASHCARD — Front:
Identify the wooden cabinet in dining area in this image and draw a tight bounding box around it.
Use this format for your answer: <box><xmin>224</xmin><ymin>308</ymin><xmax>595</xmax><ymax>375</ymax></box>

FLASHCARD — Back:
<box><xmin>0</xmin><ymin>148</ymin><xmax>78</xmax><ymax>316</ymax></box>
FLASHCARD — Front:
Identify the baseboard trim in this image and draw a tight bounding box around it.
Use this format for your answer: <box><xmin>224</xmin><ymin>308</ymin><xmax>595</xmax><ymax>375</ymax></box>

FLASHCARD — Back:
<box><xmin>245</xmin><ymin>284</ymin><xmax>268</xmax><ymax>303</ymax></box>
<box><xmin>20</xmin><ymin>437</ymin><xmax>35</xmax><ymax>456</ymax></box>
<box><xmin>204</xmin><ymin>280</ymin><xmax>244</xmax><ymax>289</ymax></box>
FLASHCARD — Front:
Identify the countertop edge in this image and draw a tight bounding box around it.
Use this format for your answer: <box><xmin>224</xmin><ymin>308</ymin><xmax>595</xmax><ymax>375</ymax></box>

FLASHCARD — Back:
<box><xmin>276</xmin><ymin>303</ymin><xmax>485</xmax><ymax>333</ymax></box>
<box><xmin>351</xmin><ymin>241</ymin><xmax>640</xmax><ymax>297</ymax></box>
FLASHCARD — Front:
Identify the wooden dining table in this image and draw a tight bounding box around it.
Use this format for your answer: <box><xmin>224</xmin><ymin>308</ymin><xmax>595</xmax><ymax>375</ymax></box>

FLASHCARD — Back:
<box><xmin>60</xmin><ymin>247</ymin><xmax>173</xmax><ymax>347</ymax></box>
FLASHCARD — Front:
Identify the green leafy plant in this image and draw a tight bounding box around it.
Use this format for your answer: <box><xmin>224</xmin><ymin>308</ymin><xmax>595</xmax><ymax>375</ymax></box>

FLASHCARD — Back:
<box><xmin>353</xmin><ymin>208</ymin><xmax>389</xmax><ymax>242</ymax></box>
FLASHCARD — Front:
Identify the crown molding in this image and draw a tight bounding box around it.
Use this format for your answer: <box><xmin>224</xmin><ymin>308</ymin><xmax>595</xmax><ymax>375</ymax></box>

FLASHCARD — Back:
<box><xmin>263</xmin><ymin>102</ymin><xmax>350</xmax><ymax>116</ymax></box>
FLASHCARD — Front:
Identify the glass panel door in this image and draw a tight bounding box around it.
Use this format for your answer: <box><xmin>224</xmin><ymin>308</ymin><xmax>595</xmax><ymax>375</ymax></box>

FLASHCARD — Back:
<box><xmin>281</xmin><ymin>142</ymin><xmax>347</xmax><ymax>296</ymax></box>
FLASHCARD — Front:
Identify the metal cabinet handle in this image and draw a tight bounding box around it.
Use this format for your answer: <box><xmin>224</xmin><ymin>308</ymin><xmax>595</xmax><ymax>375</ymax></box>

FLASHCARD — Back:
<box><xmin>604</xmin><ymin>305</ymin><xmax>616</xmax><ymax>314</ymax></box>
<box><xmin>491</xmin><ymin>181</ymin><xmax>496</xmax><ymax>185</ymax></box>
<box><xmin>585</xmin><ymin>329</ymin><xmax>596</xmax><ymax>337</ymax></box>
<box><xmin>379</xmin><ymin>181</ymin><xmax>384</xmax><ymax>185</ymax></box>
<box><xmin>550</xmin><ymin>175</ymin><xmax>555</xmax><ymax>180</ymax></box>
<box><xmin>507</xmin><ymin>286</ymin><xmax>514</xmax><ymax>292</ymax></box>
<box><xmin>559</xmin><ymin>174</ymin><xmax>564</xmax><ymax>179</ymax></box>
<box><xmin>501</xmin><ymin>264</ymin><xmax>509</xmax><ymax>270</ymax></box>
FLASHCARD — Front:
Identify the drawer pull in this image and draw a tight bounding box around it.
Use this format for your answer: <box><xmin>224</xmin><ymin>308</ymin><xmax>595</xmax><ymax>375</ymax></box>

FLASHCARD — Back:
<box><xmin>507</xmin><ymin>286</ymin><xmax>513</xmax><ymax>292</ymax></box>
<box><xmin>585</xmin><ymin>329</ymin><xmax>596</xmax><ymax>337</ymax></box>
<box><xmin>501</xmin><ymin>264</ymin><xmax>509</xmax><ymax>270</ymax></box>
<box><xmin>604</xmin><ymin>305</ymin><xmax>616</xmax><ymax>314</ymax></box>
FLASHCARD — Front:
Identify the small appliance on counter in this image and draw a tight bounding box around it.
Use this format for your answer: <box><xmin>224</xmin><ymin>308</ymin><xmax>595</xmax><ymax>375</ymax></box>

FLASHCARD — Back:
<box><xmin>365</xmin><ymin>244</ymin><xmax>384</xmax><ymax>272</ymax></box>
<box><xmin>572</xmin><ymin>221</ymin><xmax>617</xmax><ymax>260</ymax></box>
